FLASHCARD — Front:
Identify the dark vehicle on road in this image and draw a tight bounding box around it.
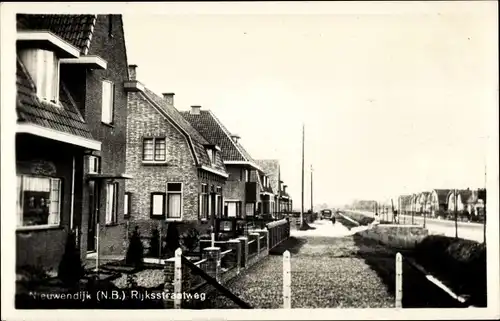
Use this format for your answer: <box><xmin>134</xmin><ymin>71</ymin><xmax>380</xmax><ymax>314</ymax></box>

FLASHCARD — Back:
<box><xmin>321</xmin><ymin>209</ymin><xmax>333</xmax><ymax>219</ymax></box>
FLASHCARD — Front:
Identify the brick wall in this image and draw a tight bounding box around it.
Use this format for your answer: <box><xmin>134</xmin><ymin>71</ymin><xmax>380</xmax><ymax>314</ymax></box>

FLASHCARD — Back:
<box><xmin>84</xmin><ymin>15</ymin><xmax>129</xmax><ymax>257</ymax></box>
<box><xmin>226</xmin><ymin>166</ymin><xmax>242</xmax><ymax>182</ymax></box>
<box><xmin>126</xmin><ymin>92</ymin><xmax>199</xmax><ymax>222</ymax></box>
<box><xmin>60</xmin><ymin>15</ymin><xmax>130</xmax><ymax>257</ymax></box>
<box><xmin>15</xmin><ymin>135</ymin><xmax>85</xmax><ymax>270</ymax></box>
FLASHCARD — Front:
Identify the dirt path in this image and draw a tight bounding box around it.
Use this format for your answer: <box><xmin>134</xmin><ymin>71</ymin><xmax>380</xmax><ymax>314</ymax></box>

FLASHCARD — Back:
<box><xmin>211</xmin><ymin>220</ymin><xmax>394</xmax><ymax>309</ymax></box>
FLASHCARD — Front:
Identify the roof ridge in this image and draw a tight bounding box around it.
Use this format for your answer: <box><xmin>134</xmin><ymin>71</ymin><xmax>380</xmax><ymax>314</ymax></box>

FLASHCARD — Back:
<box><xmin>207</xmin><ymin>110</ymin><xmax>251</xmax><ymax>162</ymax></box>
<box><xmin>144</xmin><ymin>88</ymin><xmax>209</xmax><ymax>145</ymax></box>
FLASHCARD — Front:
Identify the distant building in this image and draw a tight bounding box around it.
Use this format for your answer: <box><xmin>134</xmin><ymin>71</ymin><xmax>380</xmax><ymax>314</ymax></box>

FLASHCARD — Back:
<box><xmin>180</xmin><ymin>107</ymin><xmax>264</xmax><ymax>218</ymax></box>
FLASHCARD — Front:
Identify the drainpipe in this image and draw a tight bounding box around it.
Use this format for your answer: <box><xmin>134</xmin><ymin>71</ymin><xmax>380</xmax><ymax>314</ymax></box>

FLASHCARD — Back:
<box><xmin>70</xmin><ymin>156</ymin><xmax>76</xmax><ymax>230</ymax></box>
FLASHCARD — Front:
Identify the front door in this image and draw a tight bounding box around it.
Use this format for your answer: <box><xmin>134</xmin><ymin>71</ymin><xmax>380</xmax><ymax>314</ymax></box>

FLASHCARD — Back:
<box><xmin>87</xmin><ymin>180</ymin><xmax>100</xmax><ymax>252</ymax></box>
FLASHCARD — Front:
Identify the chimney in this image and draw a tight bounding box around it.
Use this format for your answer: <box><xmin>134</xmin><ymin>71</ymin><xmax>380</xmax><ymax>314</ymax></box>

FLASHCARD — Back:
<box><xmin>162</xmin><ymin>93</ymin><xmax>175</xmax><ymax>108</ymax></box>
<box><xmin>190</xmin><ymin>105</ymin><xmax>201</xmax><ymax>115</ymax></box>
<box><xmin>283</xmin><ymin>185</ymin><xmax>287</xmax><ymax>193</ymax></box>
<box><xmin>231</xmin><ymin>134</ymin><xmax>241</xmax><ymax>143</ymax></box>
<box><xmin>128</xmin><ymin>64</ymin><xmax>138</xmax><ymax>81</ymax></box>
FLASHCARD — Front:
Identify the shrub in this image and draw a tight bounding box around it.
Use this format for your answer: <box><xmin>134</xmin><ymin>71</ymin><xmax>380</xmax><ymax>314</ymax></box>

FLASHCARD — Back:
<box><xmin>148</xmin><ymin>227</ymin><xmax>161</xmax><ymax>258</ymax></box>
<box><xmin>18</xmin><ymin>264</ymin><xmax>50</xmax><ymax>283</ymax></box>
<box><xmin>180</xmin><ymin>227</ymin><xmax>200</xmax><ymax>252</ymax></box>
<box><xmin>125</xmin><ymin>226</ymin><xmax>144</xmax><ymax>268</ymax></box>
<box><xmin>164</xmin><ymin>222</ymin><xmax>180</xmax><ymax>256</ymax></box>
<box><xmin>58</xmin><ymin>229</ymin><xmax>84</xmax><ymax>288</ymax></box>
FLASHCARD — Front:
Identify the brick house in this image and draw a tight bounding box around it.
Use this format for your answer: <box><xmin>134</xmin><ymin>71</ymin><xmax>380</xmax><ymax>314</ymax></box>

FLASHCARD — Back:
<box><xmin>255</xmin><ymin>159</ymin><xmax>293</xmax><ymax>217</ymax></box>
<box><xmin>124</xmin><ymin>66</ymin><xmax>229</xmax><ymax>237</ymax></box>
<box><xmin>428</xmin><ymin>189</ymin><xmax>451</xmax><ymax>216</ymax></box>
<box><xmin>180</xmin><ymin>107</ymin><xmax>264</xmax><ymax>219</ymax></box>
<box><xmin>15</xmin><ymin>14</ymin><xmax>131</xmax><ymax>270</ymax></box>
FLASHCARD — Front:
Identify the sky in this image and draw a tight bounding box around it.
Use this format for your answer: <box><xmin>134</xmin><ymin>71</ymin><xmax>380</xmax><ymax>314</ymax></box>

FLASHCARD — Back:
<box><xmin>121</xmin><ymin>2</ymin><xmax>497</xmax><ymax>208</ymax></box>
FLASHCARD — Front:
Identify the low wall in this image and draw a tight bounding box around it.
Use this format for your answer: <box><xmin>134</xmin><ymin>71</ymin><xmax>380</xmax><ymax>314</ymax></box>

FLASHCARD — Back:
<box><xmin>357</xmin><ymin>224</ymin><xmax>429</xmax><ymax>249</ymax></box>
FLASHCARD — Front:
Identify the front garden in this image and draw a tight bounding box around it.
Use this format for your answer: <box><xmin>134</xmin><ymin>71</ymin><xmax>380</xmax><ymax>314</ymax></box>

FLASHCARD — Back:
<box><xmin>16</xmin><ymin>218</ymin><xmax>291</xmax><ymax>309</ymax></box>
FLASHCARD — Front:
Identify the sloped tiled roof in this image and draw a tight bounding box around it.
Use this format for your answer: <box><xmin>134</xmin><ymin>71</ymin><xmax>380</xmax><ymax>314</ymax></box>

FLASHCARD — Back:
<box><xmin>458</xmin><ymin>189</ymin><xmax>473</xmax><ymax>204</ymax></box>
<box><xmin>16</xmin><ymin>58</ymin><xmax>94</xmax><ymax>140</ymax></box>
<box><xmin>478</xmin><ymin>188</ymin><xmax>486</xmax><ymax>201</ymax></box>
<box><xmin>17</xmin><ymin>14</ymin><xmax>96</xmax><ymax>54</ymax></box>
<box><xmin>255</xmin><ymin>159</ymin><xmax>281</xmax><ymax>195</ymax></box>
<box><xmin>139</xmin><ymin>88</ymin><xmax>226</xmax><ymax>173</ymax></box>
<box><xmin>181</xmin><ymin>110</ymin><xmax>257</xmax><ymax>164</ymax></box>
<box><xmin>433</xmin><ymin>189</ymin><xmax>451</xmax><ymax>205</ymax></box>
<box><xmin>418</xmin><ymin>192</ymin><xmax>430</xmax><ymax>203</ymax></box>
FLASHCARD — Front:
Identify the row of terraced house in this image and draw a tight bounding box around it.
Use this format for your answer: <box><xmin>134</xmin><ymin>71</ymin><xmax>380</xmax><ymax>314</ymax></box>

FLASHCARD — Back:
<box><xmin>397</xmin><ymin>188</ymin><xmax>487</xmax><ymax>222</ymax></box>
<box><xmin>15</xmin><ymin>14</ymin><xmax>293</xmax><ymax>271</ymax></box>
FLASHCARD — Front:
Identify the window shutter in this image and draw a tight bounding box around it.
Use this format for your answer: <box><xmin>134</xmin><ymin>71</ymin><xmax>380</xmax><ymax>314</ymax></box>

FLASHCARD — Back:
<box><xmin>151</xmin><ymin>193</ymin><xmax>166</xmax><ymax>218</ymax></box>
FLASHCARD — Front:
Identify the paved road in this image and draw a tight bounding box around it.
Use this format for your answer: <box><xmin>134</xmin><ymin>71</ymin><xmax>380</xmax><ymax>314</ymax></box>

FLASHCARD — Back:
<box><xmin>347</xmin><ymin>210</ymin><xmax>485</xmax><ymax>243</ymax></box>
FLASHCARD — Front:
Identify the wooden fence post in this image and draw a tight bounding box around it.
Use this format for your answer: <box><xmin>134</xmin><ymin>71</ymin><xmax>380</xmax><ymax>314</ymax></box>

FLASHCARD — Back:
<box><xmin>395</xmin><ymin>252</ymin><xmax>403</xmax><ymax>308</ymax></box>
<box><xmin>174</xmin><ymin>247</ymin><xmax>182</xmax><ymax>309</ymax></box>
<box><xmin>283</xmin><ymin>250</ymin><xmax>291</xmax><ymax>309</ymax></box>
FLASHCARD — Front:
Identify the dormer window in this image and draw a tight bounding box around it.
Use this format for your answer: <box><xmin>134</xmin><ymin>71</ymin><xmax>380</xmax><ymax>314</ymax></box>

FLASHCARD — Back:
<box><xmin>19</xmin><ymin>48</ymin><xmax>60</xmax><ymax>104</ymax></box>
<box><xmin>206</xmin><ymin>148</ymin><xmax>215</xmax><ymax>165</ymax></box>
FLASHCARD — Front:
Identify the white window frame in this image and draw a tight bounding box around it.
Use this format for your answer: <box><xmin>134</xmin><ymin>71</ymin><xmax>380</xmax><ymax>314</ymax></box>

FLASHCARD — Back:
<box><xmin>101</xmin><ymin>80</ymin><xmax>115</xmax><ymax>124</ymax></box>
<box><xmin>199</xmin><ymin>184</ymin><xmax>209</xmax><ymax>221</ymax></box>
<box><xmin>17</xmin><ymin>175</ymin><xmax>62</xmax><ymax>229</ymax></box>
<box><xmin>151</xmin><ymin>192</ymin><xmax>166</xmax><ymax>217</ymax></box>
<box><xmin>142</xmin><ymin>137</ymin><xmax>167</xmax><ymax>163</ymax></box>
<box><xmin>166</xmin><ymin>182</ymin><xmax>183</xmax><ymax>220</ymax></box>
<box><xmin>245</xmin><ymin>202</ymin><xmax>255</xmax><ymax>216</ymax></box>
<box><xmin>124</xmin><ymin>192</ymin><xmax>131</xmax><ymax>217</ymax></box>
<box><xmin>105</xmin><ymin>182</ymin><xmax>119</xmax><ymax>224</ymax></box>
<box><xmin>226</xmin><ymin>201</ymin><xmax>237</xmax><ymax>218</ymax></box>
<box><xmin>87</xmin><ymin>155</ymin><xmax>101</xmax><ymax>174</ymax></box>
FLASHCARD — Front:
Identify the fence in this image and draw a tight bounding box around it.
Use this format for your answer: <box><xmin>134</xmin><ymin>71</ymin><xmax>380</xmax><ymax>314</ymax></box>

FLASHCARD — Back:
<box><xmin>266</xmin><ymin>218</ymin><xmax>290</xmax><ymax>250</ymax></box>
<box><xmin>166</xmin><ymin>248</ymin><xmax>253</xmax><ymax>309</ymax></box>
<box><xmin>165</xmin><ymin>224</ymin><xmax>283</xmax><ymax>308</ymax></box>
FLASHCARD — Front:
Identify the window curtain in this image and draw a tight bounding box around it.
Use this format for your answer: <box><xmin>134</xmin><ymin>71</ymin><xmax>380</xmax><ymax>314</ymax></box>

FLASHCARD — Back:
<box><xmin>168</xmin><ymin>193</ymin><xmax>182</xmax><ymax>218</ymax></box>
<box><xmin>152</xmin><ymin>194</ymin><xmax>164</xmax><ymax>216</ymax></box>
<box><xmin>18</xmin><ymin>176</ymin><xmax>60</xmax><ymax>226</ymax></box>
<box><xmin>48</xmin><ymin>178</ymin><xmax>61</xmax><ymax>224</ymax></box>
<box><xmin>246</xmin><ymin>203</ymin><xmax>254</xmax><ymax>216</ymax></box>
<box><xmin>106</xmin><ymin>183</ymin><xmax>115</xmax><ymax>223</ymax></box>
<box><xmin>228</xmin><ymin>202</ymin><xmax>237</xmax><ymax>218</ymax></box>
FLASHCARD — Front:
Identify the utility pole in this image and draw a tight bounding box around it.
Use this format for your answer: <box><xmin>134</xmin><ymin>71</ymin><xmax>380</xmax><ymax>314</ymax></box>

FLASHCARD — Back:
<box><xmin>300</xmin><ymin>123</ymin><xmax>305</xmax><ymax>228</ymax></box>
<box><xmin>310</xmin><ymin>165</ymin><xmax>314</xmax><ymax>213</ymax></box>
